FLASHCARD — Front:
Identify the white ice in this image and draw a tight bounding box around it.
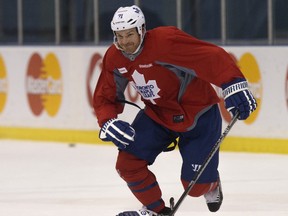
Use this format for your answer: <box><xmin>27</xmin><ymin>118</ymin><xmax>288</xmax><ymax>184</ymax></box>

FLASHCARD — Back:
<box><xmin>0</xmin><ymin>140</ymin><xmax>287</xmax><ymax>216</ymax></box>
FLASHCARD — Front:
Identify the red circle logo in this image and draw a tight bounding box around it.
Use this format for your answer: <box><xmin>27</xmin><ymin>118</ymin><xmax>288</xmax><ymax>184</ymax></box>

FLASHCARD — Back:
<box><xmin>86</xmin><ymin>53</ymin><xmax>103</xmax><ymax>114</ymax></box>
<box><xmin>285</xmin><ymin>66</ymin><xmax>288</xmax><ymax>108</ymax></box>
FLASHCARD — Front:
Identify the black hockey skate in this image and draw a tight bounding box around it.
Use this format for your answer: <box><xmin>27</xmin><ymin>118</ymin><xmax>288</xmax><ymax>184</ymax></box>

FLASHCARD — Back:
<box><xmin>204</xmin><ymin>177</ymin><xmax>223</xmax><ymax>212</ymax></box>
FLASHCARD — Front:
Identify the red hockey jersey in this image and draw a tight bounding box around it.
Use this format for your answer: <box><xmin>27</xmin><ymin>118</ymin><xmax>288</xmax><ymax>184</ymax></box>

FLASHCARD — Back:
<box><xmin>93</xmin><ymin>26</ymin><xmax>244</xmax><ymax>132</ymax></box>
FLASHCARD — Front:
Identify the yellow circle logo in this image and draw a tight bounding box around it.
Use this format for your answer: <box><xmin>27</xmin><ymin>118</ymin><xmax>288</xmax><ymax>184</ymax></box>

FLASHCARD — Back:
<box><xmin>26</xmin><ymin>53</ymin><xmax>63</xmax><ymax>116</ymax></box>
<box><xmin>238</xmin><ymin>53</ymin><xmax>262</xmax><ymax>124</ymax></box>
<box><xmin>0</xmin><ymin>55</ymin><xmax>8</xmax><ymax>113</ymax></box>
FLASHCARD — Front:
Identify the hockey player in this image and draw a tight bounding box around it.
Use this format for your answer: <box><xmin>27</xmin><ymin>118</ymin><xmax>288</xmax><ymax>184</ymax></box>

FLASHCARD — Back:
<box><xmin>93</xmin><ymin>5</ymin><xmax>257</xmax><ymax>216</ymax></box>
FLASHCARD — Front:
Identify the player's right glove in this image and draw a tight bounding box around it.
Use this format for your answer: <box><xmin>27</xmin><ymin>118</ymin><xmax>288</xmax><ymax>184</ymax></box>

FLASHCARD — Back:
<box><xmin>221</xmin><ymin>78</ymin><xmax>257</xmax><ymax>120</ymax></box>
<box><xmin>99</xmin><ymin>118</ymin><xmax>135</xmax><ymax>149</ymax></box>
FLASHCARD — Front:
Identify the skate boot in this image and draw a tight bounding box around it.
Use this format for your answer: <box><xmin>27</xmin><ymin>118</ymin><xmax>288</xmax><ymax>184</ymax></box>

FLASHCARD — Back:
<box><xmin>117</xmin><ymin>206</ymin><xmax>171</xmax><ymax>216</ymax></box>
<box><xmin>204</xmin><ymin>177</ymin><xmax>223</xmax><ymax>212</ymax></box>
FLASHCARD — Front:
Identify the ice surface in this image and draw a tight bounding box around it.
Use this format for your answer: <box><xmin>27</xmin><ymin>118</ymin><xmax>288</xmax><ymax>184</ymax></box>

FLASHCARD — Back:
<box><xmin>0</xmin><ymin>140</ymin><xmax>287</xmax><ymax>216</ymax></box>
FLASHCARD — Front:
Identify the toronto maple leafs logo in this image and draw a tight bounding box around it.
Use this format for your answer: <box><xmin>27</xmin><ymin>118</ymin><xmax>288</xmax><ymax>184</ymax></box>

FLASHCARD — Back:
<box><xmin>131</xmin><ymin>70</ymin><xmax>160</xmax><ymax>104</ymax></box>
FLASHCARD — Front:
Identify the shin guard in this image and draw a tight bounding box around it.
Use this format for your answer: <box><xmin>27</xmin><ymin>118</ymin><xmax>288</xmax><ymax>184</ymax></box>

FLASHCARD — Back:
<box><xmin>116</xmin><ymin>151</ymin><xmax>165</xmax><ymax>213</ymax></box>
<box><xmin>181</xmin><ymin>179</ymin><xmax>218</xmax><ymax>197</ymax></box>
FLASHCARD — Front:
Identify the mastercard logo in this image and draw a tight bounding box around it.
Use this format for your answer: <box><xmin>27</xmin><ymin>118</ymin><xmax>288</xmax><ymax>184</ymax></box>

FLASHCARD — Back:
<box><xmin>0</xmin><ymin>55</ymin><xmax>8</xmax><ymax>113</ymax></box>
<box><xmin>26</xmin><ymin>53</ymin><xmax>62</xmax><ymax>116</ymax></box>
<box><xmin>218</xmin><ymin>52</ymin><xmax>262</xmax><ymax>124</ymax></box>
<box><xmin>86</xmin><ymin>53</ymin><xmax>102</xmax><ymax>114</ymax></box>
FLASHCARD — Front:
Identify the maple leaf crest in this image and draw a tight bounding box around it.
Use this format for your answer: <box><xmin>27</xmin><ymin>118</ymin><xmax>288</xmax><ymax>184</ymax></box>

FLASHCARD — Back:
<box><xmin>131</xmin><ymin>70</ymin><xmax>160</xmax><ymax>104</ymax></box>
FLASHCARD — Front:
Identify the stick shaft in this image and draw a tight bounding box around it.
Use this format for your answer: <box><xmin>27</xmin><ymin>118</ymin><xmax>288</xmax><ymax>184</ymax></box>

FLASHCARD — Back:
<box><xmin>169</xmin><ymin>113</ymin><xmax>239</xmax><ymax>215</ymax></box>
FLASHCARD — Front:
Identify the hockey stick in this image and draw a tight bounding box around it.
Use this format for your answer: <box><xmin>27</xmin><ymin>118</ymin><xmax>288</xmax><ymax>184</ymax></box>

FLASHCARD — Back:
<box><xmin>169</xmin><ymin>112</ymin><xmax>240</xmax><ymax>216</ymax></box>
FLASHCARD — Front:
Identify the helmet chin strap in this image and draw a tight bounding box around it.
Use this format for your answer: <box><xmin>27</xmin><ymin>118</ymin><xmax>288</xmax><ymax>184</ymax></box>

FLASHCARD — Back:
<box><xmin>113</xmin><ymin>28</ymin><xmax>146</xmax><ymax>55</ymax></box>
<box><xmin>131</xmin><ymin>34</ymin><xmax>144</xmax><ymax>54</ymax></box>
<box><xmin>113</xmin><ymin>37</ymin><xmax>124</xmax><ymax>51</ymax></box>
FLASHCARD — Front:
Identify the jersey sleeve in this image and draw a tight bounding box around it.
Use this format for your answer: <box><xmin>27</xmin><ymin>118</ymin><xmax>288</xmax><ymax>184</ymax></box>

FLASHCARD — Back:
<box><xmin>162</xmin><ymin>27</ymin><xmax>244</xmax><ymax>87</ymax></box>
<box><xmin>93</xmin><ymin>51</ymin><xmax>128</xmax><ymax>127</ymax></box>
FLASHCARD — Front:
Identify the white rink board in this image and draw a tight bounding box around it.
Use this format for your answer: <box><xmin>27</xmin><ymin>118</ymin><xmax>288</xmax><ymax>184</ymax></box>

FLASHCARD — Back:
<box><xmin>0</xmin><ymin>46</ymin><xmax>287</xmax><ymax>140</ymax></box>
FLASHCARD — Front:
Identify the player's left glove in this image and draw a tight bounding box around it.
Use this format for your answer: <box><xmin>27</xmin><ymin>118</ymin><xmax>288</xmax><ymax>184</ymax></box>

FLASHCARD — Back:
<box><xmin>99</xmin><ymin>118</ymin><xmax>135</xmax><ymax>149</ymax></box>
<box><xmin>221</xmin><ymin>78</ymin><xmax>257</xmax><ymax>120</ymax></box>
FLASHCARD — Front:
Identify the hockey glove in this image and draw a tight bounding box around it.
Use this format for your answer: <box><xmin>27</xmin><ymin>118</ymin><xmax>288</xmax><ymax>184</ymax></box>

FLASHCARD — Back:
<box><xmin>99</xmin><ymin>118</ymin><xmax>135</xmax><ymax>149</ymax></box>
<box><xmin>221</xmin><ymin>78</ymin><xmax>257</xmax><ymax>120</ymax></box>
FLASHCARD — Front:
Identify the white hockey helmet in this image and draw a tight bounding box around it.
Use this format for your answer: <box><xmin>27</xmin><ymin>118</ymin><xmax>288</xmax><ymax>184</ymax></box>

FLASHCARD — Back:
<box><xmin>111</xmin><ymin>5</ymin><xmax>145</xmax><ymax>35</ymax></box>
<box><xmin>111</xmin><ymin>5</ymin><xmax>146</xmax><ymax>53</ymax></box>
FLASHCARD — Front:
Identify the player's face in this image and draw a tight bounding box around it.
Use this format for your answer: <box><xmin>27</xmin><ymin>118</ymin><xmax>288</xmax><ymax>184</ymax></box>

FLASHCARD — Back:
<box><xmin>115</xmin><ymin>28</ymin><xmax>141</xmax><ymax>54</ymax></box>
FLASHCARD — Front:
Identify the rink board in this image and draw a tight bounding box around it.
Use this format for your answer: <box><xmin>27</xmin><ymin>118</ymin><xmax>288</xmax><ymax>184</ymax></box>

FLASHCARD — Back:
<box><xmin>0</xmin><ymin>46</ymin><xmax>287</xmax><ymax>154</ymax></box>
